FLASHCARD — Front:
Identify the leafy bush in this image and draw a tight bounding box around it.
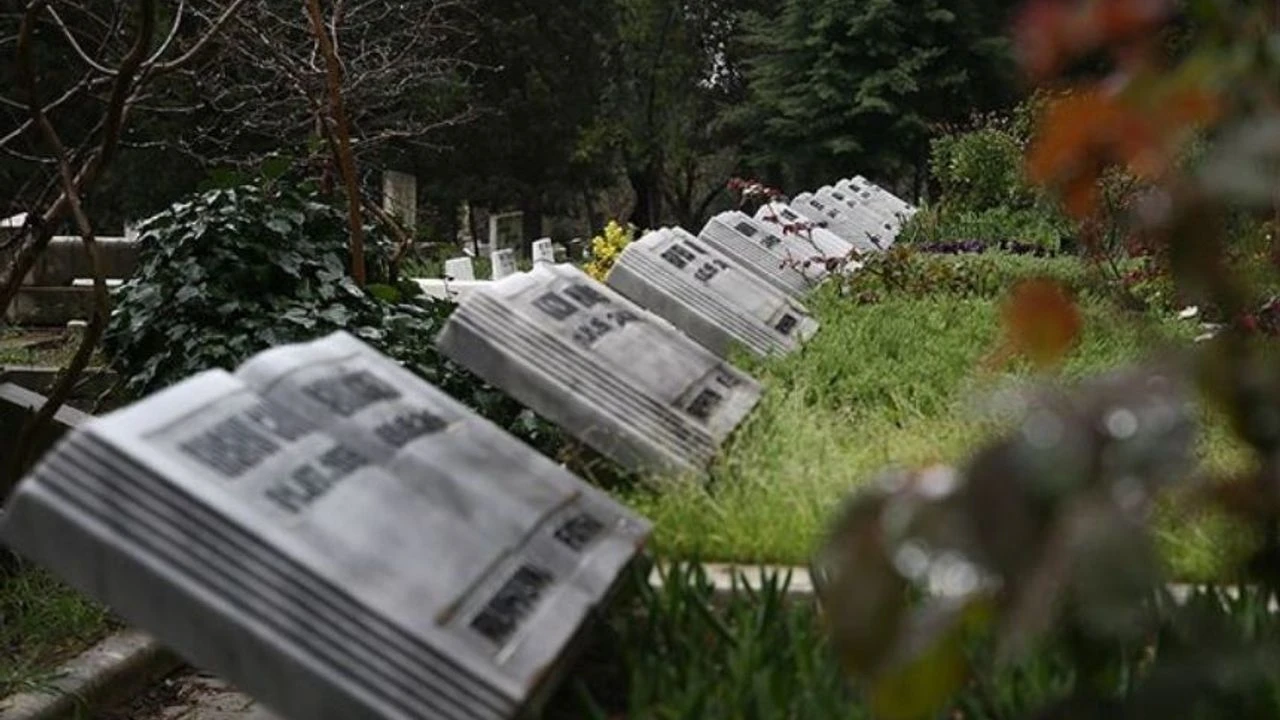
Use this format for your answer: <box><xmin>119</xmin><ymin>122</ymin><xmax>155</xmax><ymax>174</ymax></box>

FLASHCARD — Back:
<box><xmin>584</xmin><ymin>220</ymin><xmax>634</xmax><ymax>281</ymax></box>
<box><xmin>899</xmin><ymin>204</ymin><xmax>1071</xmax><ymax>251</ymax></box>
<box><xmin>844</xmin><ymin>247</ymin><xmax>1103</xmax><ymax>304</ymax></box>
<box><xmin>930</xmin><ymin>124</ymin><xmax>1032</xmax><ymax>210</ymax></box>
<box><xmin>104</xmin><ymin>182</ymin><xmax>561</xmax><ymax>451</ymax></box>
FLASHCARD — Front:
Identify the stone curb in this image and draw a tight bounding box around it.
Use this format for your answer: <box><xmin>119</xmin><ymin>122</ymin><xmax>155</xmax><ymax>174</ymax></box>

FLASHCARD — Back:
<box><xmin>0</xmin><ymin>630</ymin><xmax>181</xmax><ymax>720</ymax></box>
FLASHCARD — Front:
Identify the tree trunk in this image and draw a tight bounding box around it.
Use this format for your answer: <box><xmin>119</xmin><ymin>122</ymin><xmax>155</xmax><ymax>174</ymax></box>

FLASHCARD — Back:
<box><xmin>627</xmin><ymin>165</ymin><xmax>661</xmax><ymax>230</ymax></box>
<box><xmin>582</xmin><ymin>186</ymin><xmax>600</xmax><ymax>236</ymax></box>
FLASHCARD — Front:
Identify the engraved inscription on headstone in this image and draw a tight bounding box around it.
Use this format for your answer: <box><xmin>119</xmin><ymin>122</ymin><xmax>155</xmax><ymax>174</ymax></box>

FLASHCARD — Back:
<box><xmin>826</xmin><ymin>184</ymin><xmax>900</xmax><ymax>234</ymax></box>
<box><xmin>789</xmin><ymin>192</ymin><xmax>884</xmax><ymax>252</ymax></box>
<box><xmin>752</xmin><ymin>202</ymin><xmax>858</xmax><ymax>263</ymax></box>
<box><xmin>491</xmin><ymin>249</ymin><xmax>518</xmax><ymax>280</ymax></box>
<box><xmin>841</xmin><ymin>176</ymin><xmax>917</xmax><ymax>219</ymax></box>
<box><xmin>382</xmin><ymin>170</ymin><xmax>418</xmax><ymax>232</ymax></box>
<box><xmin>815</xmin><ymin>186</ymin><xmax>898</xmax><ymax>245</ymax></box>
<box><xmin>606</xmin><ymin>228</ymin><xmax>820</xmax><ymax>359</ymax></box>
<box><xmin>445</xmin><ymin>256</ymin><xmax>477</xmax><ymax>282</ymax></box>
<box><xmin>698</xmin><ymin>211</ymin><xmax>826</xmax><ymax>294</ymax></box>
<box><xmin>531</xmin><ymin>238</ymin><xmax>555</xmax><ymax>266</ymax></box>
<box><xmin>436</xmin><ymin>264</ymin><xmax>762</xmax><ymax>478</ymax></box>
<box><xmin>0</xmin><ymin>332</ymin><xmax>651</xmax><ymax>720</ymax></box>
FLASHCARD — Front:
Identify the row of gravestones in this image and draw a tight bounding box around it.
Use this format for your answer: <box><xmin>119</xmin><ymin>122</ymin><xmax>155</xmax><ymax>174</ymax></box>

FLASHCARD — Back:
<box><xmin>0</xmin><ymin>180</ymin><xmax>914</xmax><ymax>719</ymax></box>
<box><xmin>434</xmin><ymin>175</ymin><xmax>915</xmax><ymax>479</ymax></box>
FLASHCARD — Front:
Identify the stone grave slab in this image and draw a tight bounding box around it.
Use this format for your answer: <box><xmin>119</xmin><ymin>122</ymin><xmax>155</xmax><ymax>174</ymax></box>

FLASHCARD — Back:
<box><xmin>789</xmin><ymin>192</ymin><xmax>884</xmax><ymax>252</ymax></box>
<box><xmin>752</xmin><ymin>202</ymin><xmax>857</xmax><ymax>264</ymax></box>
<box><xmin>825</xmin><ymin>184</ymin><xmax>901</xmax><ymax>232</ymax></box>
<box><xmin>436</xmin><ymin>264</ymin><xmax>761</xmax><ymax>479</ymax></box>
<box><xmin>531</xmin><ymin>238</ymin><xmax>555</xmax><ymax>266</ymax></box>
<box><xmin>444</xmin><ymin>257</ymin><xmax>476</xmax><ymax>282</ymax></box>
<box><xmin>698</xmin><ymin>211</ymin><xmax>825</xmax><ymax>296</ymax></box>
<box><xmin>490</xmin><ymin>249</ymin><xmax>517</xmax><ymax>280</ymax></box>
<box><xmin>381</xmin><ymin>170</ymin><xmax>418</xmax><ymax>231</ymax></box>
<box><xmin>841</xmin><ymin>176</ymin><xmax>917</xmax><ymax>218</ymax></box>
<box><xmin>1</xmin><ymin>331</ymin><xmax>651</xmax><ymax>720</ymax></box>
<box><xmin>606</xmin><ymin>228</ymin><xmax>819</xmax><ymax>359</ymax></box>
<box><xmin>814</xmin><ymin>187</ymin><xmax>899</xmax><ymax>245</ymax></box>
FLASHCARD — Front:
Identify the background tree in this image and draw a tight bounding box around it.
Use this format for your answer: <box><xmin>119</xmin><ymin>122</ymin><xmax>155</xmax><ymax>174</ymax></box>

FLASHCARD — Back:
<box><xmin>733</xmin><ymin>0</ymin><xmax>1019</xmax><ymax>197</ymax></box>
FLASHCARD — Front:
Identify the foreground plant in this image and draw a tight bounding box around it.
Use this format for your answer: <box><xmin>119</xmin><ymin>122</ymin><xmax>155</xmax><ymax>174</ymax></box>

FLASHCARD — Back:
<box><xmin>814</xmin><ymin>1</ymin><xmax>1280</xmax><ymax>717</ymax></box>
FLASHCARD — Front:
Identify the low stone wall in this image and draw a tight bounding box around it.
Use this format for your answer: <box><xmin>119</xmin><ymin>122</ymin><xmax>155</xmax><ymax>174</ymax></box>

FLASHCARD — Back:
<box><xmin>1</xmin><ymin>235</ymin><xmax>139</xmax><ymax>326</ymax></box>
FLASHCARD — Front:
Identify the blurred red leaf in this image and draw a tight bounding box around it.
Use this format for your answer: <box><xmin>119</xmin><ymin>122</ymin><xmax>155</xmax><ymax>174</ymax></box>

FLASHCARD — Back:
<box><xmin>1014</xmin><ymin>0</ymin><xmax>1173</xmax><ymax>81</ymax></box>
<box><xmin>1002</xmin><ymin>279</ymin><xmax>1082</xmax><ymax>368</ymax></box>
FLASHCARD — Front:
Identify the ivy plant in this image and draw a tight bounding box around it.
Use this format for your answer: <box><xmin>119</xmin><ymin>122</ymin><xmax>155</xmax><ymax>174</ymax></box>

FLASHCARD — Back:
<box><xmin>103</xmin><ymin>181</ymin><xmax>561</xmax><ymax>452</ymax></box>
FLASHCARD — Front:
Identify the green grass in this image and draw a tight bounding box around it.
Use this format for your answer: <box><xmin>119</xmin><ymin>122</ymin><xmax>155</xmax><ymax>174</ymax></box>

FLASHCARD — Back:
<box><xmin>0</xmin><ymin>563</ymin><xmax>115</xmax><ymax>697</ymax></box>
<box><xmin>0</xmin><ymin>326</ymin><xmax>105</xmax><ymax>368</ymax></box>
<box><xmin>621</xmin><ymin>255</ymin><xmax>1258</xmax><ymax>582</ymax></box>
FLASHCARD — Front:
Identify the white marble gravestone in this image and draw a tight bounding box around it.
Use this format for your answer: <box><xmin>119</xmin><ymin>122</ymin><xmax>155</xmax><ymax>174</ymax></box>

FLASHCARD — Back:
<box><xmin>531</xmin><ymin>238</ymin><xmax>555</xmax><ymax>266</ymax></box>
<box><xmin>488</xmin><ymin>212</ymin><xmax>524</xmax><ymax>251</ymax></box>
<box><xmin>826</xmin><ymin>184</ymin><xmax>901</xmax><ymax>233</ymax></box>
<box><xmin>436</xmin><ymin>264</ymin><xmax>761</xmax><ymax>479</ymax></box>
<box><xmin>788</xmin><ymin>192</ymin><xmax>886</xmax><ymax>252</ymax></box>
<box><xmin>445</xmin><ymin>256</ymin><xmax>476</xmax><ymax>282</ymax></box>
<box><xmin>752</xmin><ymin>202</ymin><xmax>860</xmax><ymax>271</ymax></box>
<box><xmin>382</xmin><ymin>170</ymin><xmax>418</xmax><ymax>232</ymax></box>
<box><xmin>698</xmin><ymin>211</ymin><xmax>824</xmax><ymax>296</ymax></box>
<box><xmin>606</xmin><ymin>228</ymin><xmax>820</xmax><ymax>359</ymax></box>
<box><xmin>814</xmin><ymin>186</ymin><xmax>899</xmax><ymax>245</ymax></box>
<box><xmin>491</xmin><ymin>249</ymin><xmax>518</xmax><ymax>280</ymax></box>
<box><xmin>0</xmin><ymin>331</ymin><xmax>651</xmax><ymax>720</ymax></box>
<box><xmin>841</xmin><ymin>176</ymin><xmax>917</xmax><ymax>219</ymax></box>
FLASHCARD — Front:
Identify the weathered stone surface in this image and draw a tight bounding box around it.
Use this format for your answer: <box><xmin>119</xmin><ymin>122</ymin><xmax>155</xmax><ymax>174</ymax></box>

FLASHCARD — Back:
<box><xmin>0</xmin><ymin>236</ymin><xmax>138</xmax><ymax>287</ymax></box>
<box><xmin>698</xmin><ymin>211</ymin><xmax>822</xmax><ymax>297</ymax></box>
<box><xmin>491</xmin><ymin>248</ymin><xmax>517</xmax><ymax>280</ymax></box>
<box><xmin>606</xmin><ymin>227</ymin><xmax>820</xmax><ymax>359</ymax></box>
<box><xmin>5</xmin><ymin>287</ymin><xmax>96</xmax><ymax>325</ymax></box>
<box><xmin>790</xmin><ymin>192</ymin><xmax>885</xmax><ymax>252</ymax></box>
<box><xmin>1</xmin><ymin>332</ymin><xmax>651</xmax><ymax>720</ymax></box>
<box><xmin>444</xmin><ymin>256</ymin><xmax>476</xmax><ymax>281</ymax></box>
<box><xmin>532</xmin><ymin>238</ymin><xmax>555</xmax><ymax>266</ymax></box>
<box><xmin>437</xmin><ymin>263</ymin><xmax>762</xmax><ymax>479</ymax></box>
<box><xmin>752</xmin><ymin>202</ymin><xmax>858</xmax><ymax>263</ymax></box>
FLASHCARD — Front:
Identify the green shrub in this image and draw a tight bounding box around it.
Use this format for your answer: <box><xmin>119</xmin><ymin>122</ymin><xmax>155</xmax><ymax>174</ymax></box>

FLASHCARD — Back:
<box><xmin>930</xmin><ymin>125</ymin><xmax>1032</xmax><ymax>210</ymax></box>
<box><xmin>845</xmin><ymin>247</ymin><xmax>1105</xmax><ymax>303</ymax></box>
<box><xmin>104</xmin><ymin>182</ymin><xmax>561</xmax><ymax>452</ymax></box>
<box><xmin>899</xmin><ymin>204</ymin><xmax>1071</xmax><ymax>250</ymax></box>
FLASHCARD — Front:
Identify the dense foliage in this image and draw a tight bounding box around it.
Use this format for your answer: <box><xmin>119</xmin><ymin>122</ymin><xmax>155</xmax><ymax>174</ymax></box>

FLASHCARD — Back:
<box><xmin>103</xmin><ymin>182</ymin><xmax>559</xmax><ymax>450</ymax></box>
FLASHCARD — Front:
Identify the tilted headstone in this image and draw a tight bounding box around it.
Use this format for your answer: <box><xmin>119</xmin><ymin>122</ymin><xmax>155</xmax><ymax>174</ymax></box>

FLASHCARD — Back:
<box><xmin>436</xmin><ymin>264</ymin><xmax>761</xmax><ymax>479</ymax></box>
<box><xmin>753</xmin><ymin>202</ymin><xmax>857</xmax><ymax>263</ymax></box>
<box><xmin>381</xmin><ymin>170</ymin><xmax>418</xmax><ymax>232</ymax></box>
<box><xmin>488</xmin><ymin>212</ymin><xmax>524</xmax><ymax>251</ymax></box>
<box><xmin>491</xmin><ymin>249</ymin><xmax>518</xmax><ymax>280</ymax></box>
<box><xmin>531</xmin><ymin>238</ymin><xmax>555</xmax><ymax>266</ymax></box>
<box><xmin>698</xmin><ymin>211</ymin><xmax>825</xmax><ymax>295</ymax></box>
<box><xmin>815</xmin><ymin>186</ymin><xmax>899</xmax><ymax>246</ymax></box>
<box><xmin>0</xmin><ymin>331</ymin><xmax>651</xmax><ymax>720</ymax></box>
<box><xmin>842</xmin><ymin>176</ymin><xmax>917</xmax><ymax>218</ymax></box>
<box><xmin>790</xmin><ymin>192</ymin><xmax>884</xmax><ymax>252</ymax></box>
<box><xmin>445</xmin><ymin>256</ymin><xmax>477</xmax><ymax>282</ymax></box>
<box><xmin>606</xmin><ymin>228</ymin><xmax>820</xmax><ymax>359</ymax></box>
<box><xmin>826</xmin><ymin>184</ymin><xmax>901</xmax><ymax>233</ymax></box>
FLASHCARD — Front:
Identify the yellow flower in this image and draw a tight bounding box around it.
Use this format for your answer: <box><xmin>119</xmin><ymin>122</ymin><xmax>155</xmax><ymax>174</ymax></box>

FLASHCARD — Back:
<box><xmin>584</xmin><ymin>220</ymin><xmax>633</xmax><ymax>281</ymax></box>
